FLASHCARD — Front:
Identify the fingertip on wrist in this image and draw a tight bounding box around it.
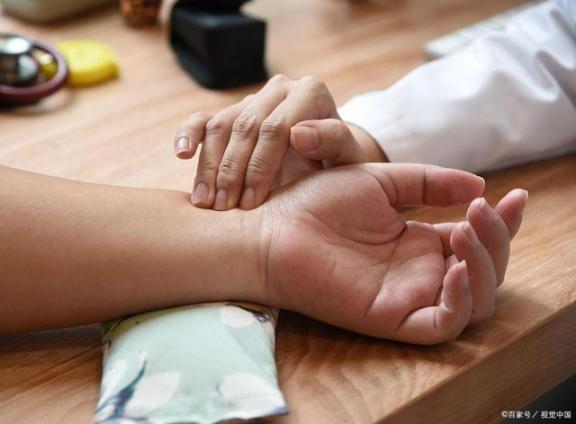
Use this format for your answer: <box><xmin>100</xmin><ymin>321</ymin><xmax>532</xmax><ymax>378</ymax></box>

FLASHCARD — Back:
<box><xmin>240</xmin><ymin>186</ymin><xmax>257</xmax><ymax>210</ymax></box>
<box><xmin>192</xmin><ymin>181</ymin><xmax>211</xmax><ymax>207</ymax></box>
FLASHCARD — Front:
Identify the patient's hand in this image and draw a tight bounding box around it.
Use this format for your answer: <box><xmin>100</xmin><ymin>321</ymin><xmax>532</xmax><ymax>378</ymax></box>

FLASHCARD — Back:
<box><xmin>261</xmin><ymin>163</ymin><xmax>527</xmax><ymax>344</ymax></box>
<box><xmin>174</xmin><ymin>75</ymin><xmax>384</xmax><ymax>211</ymax></box>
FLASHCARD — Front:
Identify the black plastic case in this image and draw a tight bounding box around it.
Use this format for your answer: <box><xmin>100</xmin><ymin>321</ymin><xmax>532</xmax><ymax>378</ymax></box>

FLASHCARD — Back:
<box><xmin>170</xmin><ymin>0</ymin><xmax>267</xmax><ymax>89</ymax></box>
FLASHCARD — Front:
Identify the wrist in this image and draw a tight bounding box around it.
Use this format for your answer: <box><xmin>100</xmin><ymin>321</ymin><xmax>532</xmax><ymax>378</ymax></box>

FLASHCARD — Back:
<box><xmin>178</xmin><ymin>203</ymin><xmax>269</xmax><ymax>305</ymax></box>
<box><xmin>346</xmin><ymin>122</ymin><xmax>389</xmax><ymax>162</ymax></box>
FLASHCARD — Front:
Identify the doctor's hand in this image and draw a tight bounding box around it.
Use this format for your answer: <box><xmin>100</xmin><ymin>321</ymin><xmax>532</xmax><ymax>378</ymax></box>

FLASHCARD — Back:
<box><xmin>174</xmin><ymin>75</ymin><xmax>385</xmax><ymax>210</ymax></box>
<box><xmin>260</xmin><ymin>163</ymin><xmax>527</xmax><ymax>344</ymax></box>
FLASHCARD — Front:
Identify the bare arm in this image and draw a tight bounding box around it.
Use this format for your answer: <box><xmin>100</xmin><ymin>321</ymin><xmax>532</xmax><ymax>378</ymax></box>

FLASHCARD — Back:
<box><xmin>0</xmin><ymin>165</ymin><xmax>265</xmax><ymax>334</ymax></box>
<box><xmin>0</xmin><ymin>162</ymin><xmax>526</xmax><ymax>344</ymax></box>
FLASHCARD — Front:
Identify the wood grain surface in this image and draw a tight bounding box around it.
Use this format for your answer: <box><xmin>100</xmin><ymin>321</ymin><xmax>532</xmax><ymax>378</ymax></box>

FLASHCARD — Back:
<box><xmin>1</xmin><ymin>1</ymin><xmax>575</xmax><ymax>423</ymax></box>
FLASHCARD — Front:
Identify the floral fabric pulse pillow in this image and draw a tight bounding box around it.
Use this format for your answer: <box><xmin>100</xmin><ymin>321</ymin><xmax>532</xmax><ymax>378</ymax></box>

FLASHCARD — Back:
<box><xmin>94</xmin><ymin>303</ymin><xmax>287</xmax><ymax>424</ymax></box>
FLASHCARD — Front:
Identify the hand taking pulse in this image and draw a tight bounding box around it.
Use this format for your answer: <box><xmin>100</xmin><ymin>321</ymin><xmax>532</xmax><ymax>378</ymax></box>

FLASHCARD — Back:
<box><xmin>174</xmin><ymin>75</ymin><xmax>385</xmax><ymax>210</ymax></box>
<box><xmin>173</xmin><ymin>74</ymin><xmax>526</xmax><ymax>343</ymax></box>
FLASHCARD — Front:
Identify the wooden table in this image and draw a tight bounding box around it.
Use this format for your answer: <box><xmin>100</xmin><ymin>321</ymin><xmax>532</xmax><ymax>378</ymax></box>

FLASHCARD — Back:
<box><xmin>1</xmin><ymin>1</ymin><xmax>575</xmax><ymax>423</ymax></box>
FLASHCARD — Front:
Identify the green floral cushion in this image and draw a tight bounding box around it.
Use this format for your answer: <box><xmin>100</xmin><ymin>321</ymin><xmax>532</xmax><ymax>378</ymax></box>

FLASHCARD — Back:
<box><xmin>94</xmin><ymin>302</ymin><xmax>287</xmax><ymax>424</ymax></box>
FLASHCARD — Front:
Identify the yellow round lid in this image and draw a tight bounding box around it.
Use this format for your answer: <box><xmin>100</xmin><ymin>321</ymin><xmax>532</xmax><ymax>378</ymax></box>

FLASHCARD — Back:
<box><xmin>57</xmin><ymin>40</ymin><xmax>119</xmax><ymax>87</ymax></box>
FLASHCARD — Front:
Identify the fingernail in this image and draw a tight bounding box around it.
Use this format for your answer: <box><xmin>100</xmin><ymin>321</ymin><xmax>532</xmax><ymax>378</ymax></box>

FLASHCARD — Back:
<box><xmin>291</xmin><ymin>126</ymin><xmax>319</xmax><ymax>152</ymax></box>
<box><xmin>457</xmin><ymin>261</ymin><xmax>469</xmax><ymax>288</ymax></box>
<box><xmin>192</xmin><ymin>182</ymin><xmax>209</xmax><ymax>205</ymax></box>
<box><xmin>240</xmin><ymin>187</ymin><xmax>256</xmax><ymax>209</ymax></box>
<box><xmin>214</xmin><ymin>188</ymin><xmax>228</xmax><ymax>210</ymax></box>
<box><xmin>175</xmin><ymin>136</ymin><xmax>192</xmax><ymax>158</ymax></box>
<box><xmin>460</xmin><ymin>222</ymin><xmax>480</xmax><ymax>244</ymax></box>
<box><xmin>475</xmin><ymin>197</ymin><xmax>492</xmax><ymax>218</ymax></box>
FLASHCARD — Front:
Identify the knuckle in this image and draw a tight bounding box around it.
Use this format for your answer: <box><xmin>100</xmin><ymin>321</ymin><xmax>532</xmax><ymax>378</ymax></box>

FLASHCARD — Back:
<box><xmin>298</xmin><ymin>76</ymin><xmax>335</xmax><ymax>113</ymax></box>
<box><xmin>300</xmin><ymin>75</ymin><xmax>326</xmax><ymax>91</ymax></box>
<box><xmin>205</xmin><ymin>117</ymin><xmax>228</xmax><ymax>136</ymax></box>
<box><xmin>218</xmin><ymin>158</ymin><xmax>241</xmax><ymax>180</ymax></box>
<box><xmin>232</xmin><ymin>114</ymin><xmax>259</xmax><ymax>137</ymax></box>
<box><xmin>259</xmin><ymin>116</ymin><xmax>286</xmax><ymax>138</ymax></box>
<box><xmin>246</xmin><ymin>155</ymin><xmax>272</xmax><ymax>182</ymax></box>
<box><xmin>270</xmin><ymin>74</ymin><xmax>289</xmax><ymax>85</ymax></box>
<box><xmin>189</xmin><ymin>112</ymin><xmax>210</xmax><ymax>122</ymax></box>
<box><xmin>180</xmin><ymin>112</ymin><xmax>209</xmax><ymax>131</ymax></box>
<box><xmin>197</xmin><ymin>157</ymin><xmax>219</xmax><ymax>175</ymax></box>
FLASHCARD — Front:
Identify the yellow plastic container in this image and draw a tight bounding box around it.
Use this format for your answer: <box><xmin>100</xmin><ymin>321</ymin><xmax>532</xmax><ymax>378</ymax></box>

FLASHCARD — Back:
<box><xmin>57</xmin><ymin>40</ymin><xmax>119</xmax><ymax>86</ymax></box>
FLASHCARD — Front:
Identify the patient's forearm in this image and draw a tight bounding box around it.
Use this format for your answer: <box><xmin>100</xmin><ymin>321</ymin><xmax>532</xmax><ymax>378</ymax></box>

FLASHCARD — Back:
<box><xmin>0</xmin><ymin>166</ymin><xmax>264</xmax><ymax>334</ymax></box>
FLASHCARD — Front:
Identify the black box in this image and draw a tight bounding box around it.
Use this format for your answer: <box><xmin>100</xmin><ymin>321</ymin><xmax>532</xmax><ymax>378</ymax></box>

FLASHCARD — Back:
<box><xmin>170</xmin><ymin>0</ymin><xmax>267</xmax><ymax>89</ymax></box>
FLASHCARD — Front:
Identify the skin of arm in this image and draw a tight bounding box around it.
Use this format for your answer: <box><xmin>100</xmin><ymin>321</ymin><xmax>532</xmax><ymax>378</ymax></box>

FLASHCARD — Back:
<box><xmin>0</xmin><ymin>162</ymin><xmax>526</xmax><ymax>344</ymax></box>
<box><xmin>0</xmin><ymin>165</ymin><xmax>266</xmax><ymax>334</ymax></box>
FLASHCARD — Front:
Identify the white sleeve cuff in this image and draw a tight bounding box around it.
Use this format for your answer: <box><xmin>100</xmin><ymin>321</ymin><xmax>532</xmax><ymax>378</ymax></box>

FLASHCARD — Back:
<box><xmin>339</xmin><ymin>0</ymin><xmax>576</xmax><ymax>172</ymax></box>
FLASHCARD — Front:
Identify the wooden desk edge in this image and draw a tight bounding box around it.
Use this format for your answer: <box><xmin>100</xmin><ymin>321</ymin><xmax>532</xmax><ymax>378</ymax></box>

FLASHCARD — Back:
<box><xmin>381</xmin><ymin>303</ymin><xmax>576</xmax><ymax>424</ymax></box>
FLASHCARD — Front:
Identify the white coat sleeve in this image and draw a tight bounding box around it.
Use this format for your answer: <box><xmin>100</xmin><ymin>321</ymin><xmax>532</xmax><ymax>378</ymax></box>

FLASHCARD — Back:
<box><xmin>338</xmin><ymin>0</ymin><xmax>576</xmax><ymax>172</ymax></box>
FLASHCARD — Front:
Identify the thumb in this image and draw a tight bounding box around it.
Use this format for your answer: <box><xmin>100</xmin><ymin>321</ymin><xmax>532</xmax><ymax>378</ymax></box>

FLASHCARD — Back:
<box><xmin>290</xmin><ymin>119</ymin><xmax>366</xmax><ymax>167</ymax></box>
<box><xmin>361</xmin><ymin>163</ymin><xmax>485</xmax><ymax>207</ymax></box>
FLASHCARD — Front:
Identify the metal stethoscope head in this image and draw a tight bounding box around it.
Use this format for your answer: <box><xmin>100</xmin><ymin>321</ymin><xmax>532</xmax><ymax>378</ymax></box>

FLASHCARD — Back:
<box><xmin>0</xmin><ymin>33</ymin><xmax>69</xmax><ymax>104</ymax></box>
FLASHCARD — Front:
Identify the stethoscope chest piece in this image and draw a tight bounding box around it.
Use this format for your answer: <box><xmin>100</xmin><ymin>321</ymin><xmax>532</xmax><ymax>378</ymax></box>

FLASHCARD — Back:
<box><xmin>0</xmin><ymin>36</ymin><xmax>39</xmax><ymax>86</ymax></box>
<box><xmin>0</xmin><ymin>33</ymin><xmax>69</xmax><ymax>105</ymax></box>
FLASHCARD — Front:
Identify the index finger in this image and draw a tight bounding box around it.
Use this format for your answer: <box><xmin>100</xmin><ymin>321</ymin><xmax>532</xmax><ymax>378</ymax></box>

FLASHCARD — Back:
<box><xmin>174</xmin><ymin>112</ymin><xmax>211</xmax><ymax>159</ymax></box>
<box><xmin>240</xmin><ymin>76</ymin><xmax>339</xmax><ymax>209</ymax></box>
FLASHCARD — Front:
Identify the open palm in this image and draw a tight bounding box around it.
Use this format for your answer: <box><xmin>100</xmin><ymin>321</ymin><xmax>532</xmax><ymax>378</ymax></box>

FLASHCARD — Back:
<box><xmin>263</xmin><ymin>163</ymin><xmax>526</xmax><ymax>344</ymax></box>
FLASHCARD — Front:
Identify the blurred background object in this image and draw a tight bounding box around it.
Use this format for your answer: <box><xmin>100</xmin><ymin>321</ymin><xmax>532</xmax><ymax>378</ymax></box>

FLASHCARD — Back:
<box><xmin>424</xmin><ymin>0</ymin><xmax>545</xmax><ymax>59</ymax></box>
<box><xmin>119</xmin><ymin>0</ymin><xmax>162</xmax><ymax>27</ymax></box>
<box><xmin>170</xmin><ymin>0</ymin><xmax>267</xmax><ymax>89</ymax></box>
<box><xmin>0</xmin><ymin>35</ymin><xmax>38</xmax><ymax>86</ymax></box>
<box><xmin>0</xmin><ymin>33</ymin><xmax>68</xmax><ymax>104</ymax></box>
<box><xmin>0</xmin><ymin>0</ymin><xmax>115</xmax><ymax>23</ymax></box>
<box><xmin>57</xmin><ymin>40</ymin><xmax>119</xmax><ymax>86</ymax></box>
